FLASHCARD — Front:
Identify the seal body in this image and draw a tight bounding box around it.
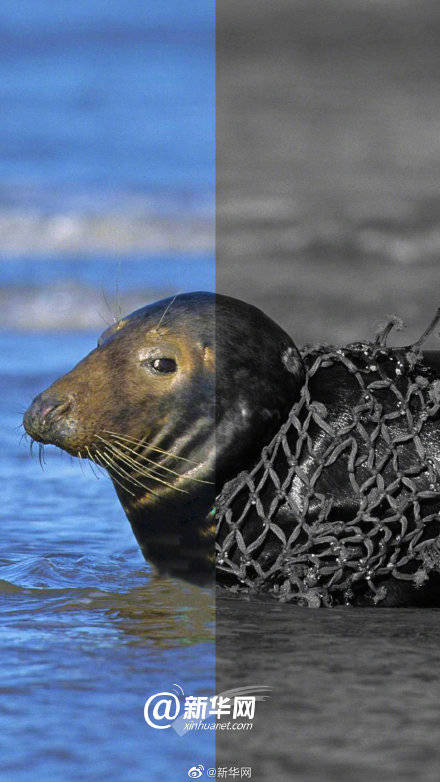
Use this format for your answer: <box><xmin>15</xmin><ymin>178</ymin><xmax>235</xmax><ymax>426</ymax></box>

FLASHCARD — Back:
<box><xmin>23</xmin><ymin>292</ymin><xmax>303</xmax><ymax>584</ymax></box>
<box><xmin>216</xmin><ymin>341</ymin><xmax>440</xmax><ymax>606</ymax></box>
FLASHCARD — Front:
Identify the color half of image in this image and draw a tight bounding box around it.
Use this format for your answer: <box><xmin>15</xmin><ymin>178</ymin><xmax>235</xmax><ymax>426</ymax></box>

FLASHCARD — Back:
<box><xmin>0</xmin><ymin>1</ymin><xmax>215</xmax><ymax>779</ymax></box>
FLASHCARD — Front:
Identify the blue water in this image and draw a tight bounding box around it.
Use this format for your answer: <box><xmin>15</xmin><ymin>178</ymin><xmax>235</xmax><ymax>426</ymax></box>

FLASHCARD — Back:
<box><xmin>0</xmin><ymin>0</ymin><xmax>215</xmax><ymax>259</ymax></box>
<box><xmin>0</xmin><ymin>255</ymin><xmax>215</xmax><ymax>331</ymax></box>
<box><xmin>0</xmin><ymin>255</ymin><xmax>215</xmax><ymax>292</ymax></box>
<box><xmin>0</xmin><ymin>328</ymin><xmax>215</xmax><ymax>780</ymax></box>
<box><xmin>0</xmin><ymin>0</ymin><xmax>215</xmax><ymax>777</ymax></box>
<box><xmin>0</xmin><ymin>0</ymin><xmax>214</xmax><ymax>204</ymax></box>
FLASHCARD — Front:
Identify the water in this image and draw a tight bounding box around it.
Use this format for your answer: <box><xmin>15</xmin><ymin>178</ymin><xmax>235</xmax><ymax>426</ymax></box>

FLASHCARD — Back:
<box><xmin>0</xmin><ymin>1</ymin><xmax>215</xmax><ymax>775</ymax></box>
<box><xmin>3</xmin><ymin>1</ymin><xmax>440</xmax><ymax>778</ymax></box>
<box><xmin>0</xmin><ymin>328</ymin><xmax>215</xmax><ymax>780</ymax></box>
<box><xmin>216</xmin><ymin>593</ymin><xmax>440</xmax><ymax>782</ymax></box>
<box><xmin>216</xmin><ymin>0</ymin><xmax>440</xmax><ymax>348</ymax></box>
<box><xmin>0</xmin><ymin>0</ymin><xmax>214</xmax><ymax>255</ymax></box>
<box><xmin>0</xmin><ymin>0</ymin><xmax>214</xmax><ymax>199</ymax></box>
<box><xmin>0</xmin><ymin>255</ymin><xmax>215</xmax><ymax>330</ymax></box>
<box><xmin>214</xmin><ymin>4</ymin><xmax>440</xmax><ymax>779</ymax></box>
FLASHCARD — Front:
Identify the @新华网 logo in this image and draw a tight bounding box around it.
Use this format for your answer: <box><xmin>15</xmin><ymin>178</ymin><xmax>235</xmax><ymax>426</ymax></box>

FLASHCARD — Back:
<box><xmin>187</xmin><ymin>765</ymin><xmax>204</xmax><ymax>778</ymax></box>
<box><xmin>144</xmin><ymin>683</ymin><xmax>271</xmax><ymax>734</ymax></box>
<box><xmin>143</xmin><ymin>684</ymin><xmax>183</xmax><ymax>730</ymax></box>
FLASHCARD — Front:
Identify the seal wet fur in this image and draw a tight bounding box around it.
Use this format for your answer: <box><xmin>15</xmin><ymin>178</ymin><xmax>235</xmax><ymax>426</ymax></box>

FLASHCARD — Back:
<box><xmin>23</xmin><ymin>293</ymin><xmax>440</xmax><ymax>605</ymax></box>
<box><xmin>23</xmin><ymin>292</ymin><xmax>302</xmax><ymax>585</ymax></box>
<box><xmin>216</xmin><ymin>318</ymin><xmax>440</xmax><ymax>607</ymax></box>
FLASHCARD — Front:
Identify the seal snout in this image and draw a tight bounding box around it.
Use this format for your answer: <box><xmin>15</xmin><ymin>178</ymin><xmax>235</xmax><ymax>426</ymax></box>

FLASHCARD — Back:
<box><xmin>23</xmin><ymin>392</ymin><xmax>74</xmax><ymax>445</ymax></box>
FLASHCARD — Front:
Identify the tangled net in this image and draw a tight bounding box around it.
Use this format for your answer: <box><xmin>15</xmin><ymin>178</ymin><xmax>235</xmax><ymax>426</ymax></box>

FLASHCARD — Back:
<box><xmin>215</xmin><ymin>312</ymin><xmax>440</xmax><ymax>606</ymax></box>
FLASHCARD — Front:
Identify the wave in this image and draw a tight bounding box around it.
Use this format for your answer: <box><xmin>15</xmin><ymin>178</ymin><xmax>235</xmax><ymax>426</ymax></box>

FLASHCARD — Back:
<box><xmin>0</xmin><ymin>208</ymin><xmax>213</xmax><ymax>255</ymax></box>
<box><xmin>2</xmin><ymin>199</ymin><xmax>439</xmax><ymax>264</ymax></box>
<box><xmin>0</xmin><ymin>550</ymin><xmax>145</xmax><ymax>593</ymax></box>
<box><xmin>219</xmin><ymin>194</ymin><xmax>440</xmax><ymax>267</ymax></box>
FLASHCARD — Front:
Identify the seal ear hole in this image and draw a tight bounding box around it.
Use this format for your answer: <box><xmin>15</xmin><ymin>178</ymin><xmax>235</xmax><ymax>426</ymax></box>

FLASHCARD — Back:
<box><xmin>146</xmin><ymin>357</ymin><xmax>177</xmax><ymax>374</ymax></box>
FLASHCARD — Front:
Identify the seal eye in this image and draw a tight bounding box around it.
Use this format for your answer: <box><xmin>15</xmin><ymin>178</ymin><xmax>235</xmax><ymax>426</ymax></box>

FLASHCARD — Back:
<box><xmin>150</xmin><ymin>357</ymin><xmax>177</xmax><ymax>374</ymax></box>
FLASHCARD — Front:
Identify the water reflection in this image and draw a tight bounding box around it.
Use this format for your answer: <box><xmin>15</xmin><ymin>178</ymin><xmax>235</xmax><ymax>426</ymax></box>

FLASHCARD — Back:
<box><xmin>0</xmin><ymin>564</ymin><xmax>214</xmax><ymax>651</ymax></box>
<box><xmin>64</xmin><ymin>576</ymin><xmax>215</xmax><ymax>649</ymax></box>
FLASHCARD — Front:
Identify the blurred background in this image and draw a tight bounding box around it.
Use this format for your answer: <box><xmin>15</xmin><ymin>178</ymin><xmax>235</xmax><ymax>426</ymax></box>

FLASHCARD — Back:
<box><xmin>0</xmin><ymin>0</ymin><xmax>214</xmax><ymax>330</ymax></box>
<box><xmin>217</xmin><ymin>0</ymin><xmax>440</xmax><ymax>347</ymax></box>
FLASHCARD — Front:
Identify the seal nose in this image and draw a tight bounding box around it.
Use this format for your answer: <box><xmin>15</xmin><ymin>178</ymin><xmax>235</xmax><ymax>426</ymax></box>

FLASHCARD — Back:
<box><xmin>23</xmin><ymin>393</ymin><xmax>72</xmax><ymax>442</ymax></box>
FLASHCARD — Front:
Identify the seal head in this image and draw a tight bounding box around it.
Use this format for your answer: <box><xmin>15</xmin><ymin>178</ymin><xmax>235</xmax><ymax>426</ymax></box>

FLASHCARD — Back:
<box><xmin>23</xmin><ymin>292</ymin><xmax>304</xmax><ymax>584</ymax></box>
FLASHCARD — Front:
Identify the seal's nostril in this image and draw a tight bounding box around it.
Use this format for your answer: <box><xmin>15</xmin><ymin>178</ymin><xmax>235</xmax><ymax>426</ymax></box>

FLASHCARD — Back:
<box><xmin>23</xmin><ymin>394</ymin><xmax>72</xmax><ymax>435</ymax></box>
<box><xmin>23</xmin><ymin>392</ymin><xmax>74</xmax><ymax>446</ymax></box>
<box><xmin>40</xmin><ymin>398</ymin><xmax>71</xmax><ymax>422</ymax></box>
<box><xmin>40</xmin><ymin>403</ymin><xmax>57</xmax><ymax>421</ymax></box>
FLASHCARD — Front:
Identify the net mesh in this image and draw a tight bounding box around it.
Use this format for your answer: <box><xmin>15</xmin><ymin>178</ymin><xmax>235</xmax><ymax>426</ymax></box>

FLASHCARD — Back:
<box><xmin>215</xmin><ymin>312</ymin><xmax>440</xmax><ymax>606</ymax></box>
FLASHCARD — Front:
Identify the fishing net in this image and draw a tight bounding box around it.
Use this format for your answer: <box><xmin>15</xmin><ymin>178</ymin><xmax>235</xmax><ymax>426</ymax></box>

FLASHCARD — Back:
<box><xmin>215</xmin><ymin>312</ymin><xmax>440</xmax><ymax>606</ymax></box>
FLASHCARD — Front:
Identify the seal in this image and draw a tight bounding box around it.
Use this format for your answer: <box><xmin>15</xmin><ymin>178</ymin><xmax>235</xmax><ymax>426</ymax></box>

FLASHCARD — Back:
<box><xmin>23</xmin><ymin>291</ymin><xmax>303</xmax><ymax>585</ymax></box>
<box><xmin>23</xmin><ymin>292</ymin><xmax>440</xmax><ymax>605</ymax></box>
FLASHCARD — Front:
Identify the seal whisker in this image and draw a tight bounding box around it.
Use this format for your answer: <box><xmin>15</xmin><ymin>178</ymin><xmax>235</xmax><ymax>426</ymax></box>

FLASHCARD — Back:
<box><xmin>153</xmin><ymin>293</ymin><xmax>178</xmax><ymax>334</ymax></box>
<box><xmin>100</xmin><ymin>440</ymin><xmax>189</xmax><ymax>494</ymax></box>
<box><xmin>38</xmin><ymin>444</ymin><xmax>46</xmax><ymax>469</ymax></box>
<box><xmin>103</xmin><ymin>439</ymin><xmax>176</xmax><ymax>479</ymax></box>
<box><xmin>93</xmin><ymin>449</ymin><xmax>137</xmax><ymax>498</ymax></box>
<box><xmin>102</xmin><ymin>450</ymin><xmax>162</xmax><ymax>496</ymax></box>
<box><xmin>99</xmin><ymin>433</ymin><xmax>213</xmax><ymax>484</ymax></box>
<box><xmin>107</xmin><ymin>436</ymin><xmax>168</xmax><ymax>465</ymax></box>
<box><xmin>99</xmin><ymin>447</ymin><xmax>165</xmax><ymax>498</ymax></box>
<box><xmin>114</xmin><ymin>260</ymin><xmax>123</xmax><ymax>322</ymax></box>
<box><xmin>103</xmin><ymin>430</ymin><xmax>200</xmax><ymax>465</ymax></box>
<box><xmin>77</xmin><ymin>451</ymin><xmax>87</xmax><ymax>477</ymax></box>
<box><xmin>84</xmin><ymin>447</ymin><xmax>103</xmax><ymax>480</ymax></box>
<box><xmin>100</xmin><ymin>434</ymin><xmax>183</xmax><ymax>477</ymax></box>
<box><xmin>104</xmin><ymin>442</ymin><xmax>190</xmax><ymax>488</ymax></box>
<box><xmin>100</xmin><ymin>286</ymin><xmax>119</xmax><ymax>325</ymax></box>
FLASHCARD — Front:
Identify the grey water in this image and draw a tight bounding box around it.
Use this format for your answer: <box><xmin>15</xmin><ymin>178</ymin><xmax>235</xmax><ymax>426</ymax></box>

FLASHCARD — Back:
<box><xmin>217</xmin><ymin>593</ymin><xmax>440</xmax><ymax>782</ymax></box>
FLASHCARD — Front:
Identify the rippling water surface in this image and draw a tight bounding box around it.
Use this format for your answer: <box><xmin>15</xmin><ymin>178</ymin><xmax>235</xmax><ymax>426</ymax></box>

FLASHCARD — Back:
<box><xmin>216</xmin><ymin>593</ymin><xmax>440</xmax><ymax>782</ymax></box>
